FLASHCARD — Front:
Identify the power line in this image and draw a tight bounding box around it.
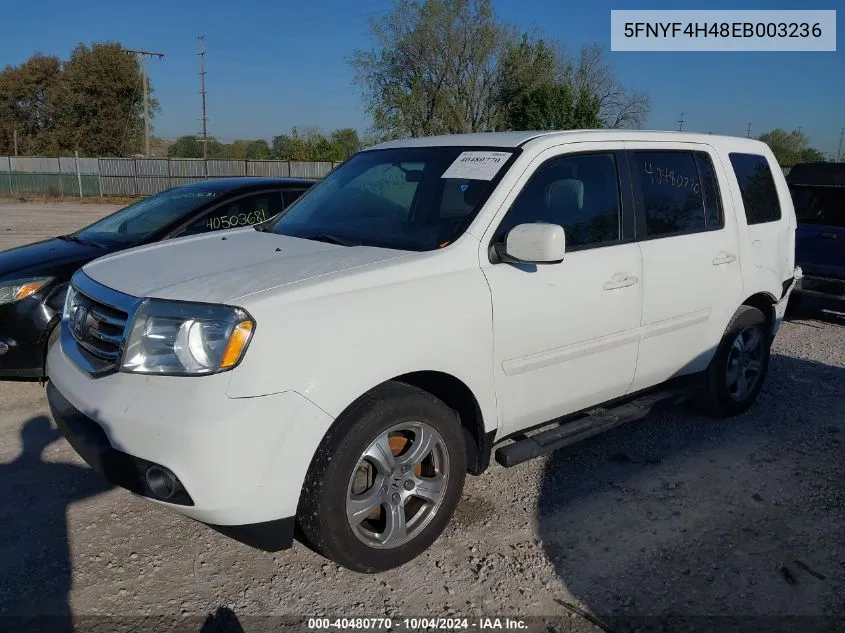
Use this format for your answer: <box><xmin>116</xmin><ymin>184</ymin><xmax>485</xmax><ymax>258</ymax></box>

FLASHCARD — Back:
<box><xmin>123</xmin><ymin>47</ymin><xmax>165</xmax><ymax>157</ymax></box>
<box><xmin>198</xmin><ymin>36</ymin><xmax>209</xmax><ymax>161</ymax></box>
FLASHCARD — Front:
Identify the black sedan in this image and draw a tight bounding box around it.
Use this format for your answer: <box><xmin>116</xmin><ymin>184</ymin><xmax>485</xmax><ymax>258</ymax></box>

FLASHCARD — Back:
<box><xmin>0</xmin><ymin>177</ymin><xmax>315</xmax><ymax>379</ymax></box>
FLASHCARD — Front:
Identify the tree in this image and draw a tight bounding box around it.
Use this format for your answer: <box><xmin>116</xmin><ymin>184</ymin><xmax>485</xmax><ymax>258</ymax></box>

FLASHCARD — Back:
<box><xmin>271</xmin><ymin>128</ymin><xmax>361</xmax><ymax>161</ymax></box>
<box><xmin>351</xmin><ymin>0</ymin><xmax>510</xmax><ymax>138</ymax></box>
<box><xmin>758</xmin><ymin>128</ymin><xmax>824</xmax><ymax>167</ymax></box>
<box><xmin>330</xmin><ymin>128</ymin><xmax>361</xmax><ymax>159</ymax></box>
<box><xmin>497</xmin><ymin>36</ymin><xmax>602</xmax><ymax>130</ymax></box>
<box><xmin>0</xmin><ymin>43</ymin><xmax>154</xmax><ymax>156</ymax></box>
<box><xmin>52</xmin><ymin>43</ymin><xmax>155</xmax><ymax>155</ymax></box>
<box><xmin>228</xmin><ymin>139</ymin><xmax>271</xmax><ymax>159</ymax></box>
<box><xmin>350</xmin><ymin>0</ymin><xmax>649</xmax><ymax>138</ymax></box>
<box><xmin>0</xmin><ymin>54</ymin><xmax>62</xmax><ymax>155</ymax></box>
<box><xmin>272</xmin><ymin>129</ymin><xmax>313</xmax><ymax>160</ymax></box>
<box><xmin>167</xmin><ymin>136</ymin><xmax>203</xmax><ymax>158</ymax></box>
<box><xmin>167</xmin><ymin>135</ymin><xmax>227</xmax><ymax>159</ymax></box>
<box><xmin>569</xmin><ymin>44</ymin><xmax>649</xmax><ymax>129</ymax></box>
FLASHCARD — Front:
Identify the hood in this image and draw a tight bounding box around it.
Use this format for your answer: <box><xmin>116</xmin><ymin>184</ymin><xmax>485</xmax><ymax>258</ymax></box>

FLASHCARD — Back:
<box><xmin>0</xmin><ymin>237</ymin><xmax>107</xmax><ymax>280</ymax></box>
<box><xmin>82</xmin><ymin>228</ymin><xmax>412</xmax><ymax>304</ymax></box>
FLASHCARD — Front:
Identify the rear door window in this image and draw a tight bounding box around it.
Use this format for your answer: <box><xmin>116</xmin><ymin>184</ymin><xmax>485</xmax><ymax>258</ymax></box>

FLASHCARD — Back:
<box><xmin>177</xmin><ymin>191</ymin><xmax>285</xmax><ymax>236</ymax></box>
<box><xmin>790</xmin><ymin>186</ymin><xmax>845</xmax><ymax>227</ymax></box>
<box><xmin>729</xmin><ymin>153</ymin><xmax>782</xmax><ymax>225</ymax></box>
<box><xmin>629</xmin><ymin>150</ymin><xmax>722</xmax><ymax>238</ymax></box>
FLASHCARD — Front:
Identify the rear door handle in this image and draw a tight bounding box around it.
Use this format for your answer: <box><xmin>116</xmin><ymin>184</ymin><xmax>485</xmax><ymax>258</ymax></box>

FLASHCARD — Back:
<box><xmin>818</xmin><ymin>232</ymin><xmax>837</xmax><ymax>240</ymax></box>
<box><xmin>603</xmin><ymin>274</ymin><xmax>638</xmax><ymax>290</ymax></box>
<box><xmin>712</xmin><ymin>253</ymin><xmax>736</xmax><ymax>266</ymax></box>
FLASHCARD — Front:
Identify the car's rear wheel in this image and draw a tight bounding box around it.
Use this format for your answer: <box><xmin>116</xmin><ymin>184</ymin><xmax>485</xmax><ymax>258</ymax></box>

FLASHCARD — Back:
<box><xmin>297</xmin><ymin>382</ymin><xmax>466</xmax><ymax>573</ymax></box>
<box><xmin>697</xmin><ymin>305</ymin><xmax>770</xmax><ymax>417</ymax></box>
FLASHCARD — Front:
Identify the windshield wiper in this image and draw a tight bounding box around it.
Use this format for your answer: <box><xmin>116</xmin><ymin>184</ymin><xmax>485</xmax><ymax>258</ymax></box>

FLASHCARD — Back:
<box><xmin>59</xmin><ymin>234</ymin><xmax>104</xmax><ymax>248</ymax></box>
<box><xmin>303</xmin><ymin>233</ymin><xmax>360</xmax><ymax>247</ymax></box>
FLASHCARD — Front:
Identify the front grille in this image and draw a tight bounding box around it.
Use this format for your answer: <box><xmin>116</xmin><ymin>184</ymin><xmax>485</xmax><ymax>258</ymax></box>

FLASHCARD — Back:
<box><xmin>71</xmin><ymin>291</ymin><xmax>129</xmax><ymax>362</ymax></box>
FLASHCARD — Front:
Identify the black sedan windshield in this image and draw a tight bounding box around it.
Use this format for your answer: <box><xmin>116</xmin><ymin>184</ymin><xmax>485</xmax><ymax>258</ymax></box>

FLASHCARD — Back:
<box><xmin>75</xmin><ymin>188</ymin><xmax>217</xmax><ymax>246</ymax></box>
<box><xmin>266</xmin><ymin>147</ymin><xmax>515</xmax><ymax>251</ymax></box>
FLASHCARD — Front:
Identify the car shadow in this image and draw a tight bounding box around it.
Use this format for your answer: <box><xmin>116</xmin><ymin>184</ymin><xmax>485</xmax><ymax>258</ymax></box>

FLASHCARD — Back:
<box><xmin>535</xmin><ymin>352</ymin><xmax>845</xmax><ymax>631</ymax></box>
<box><xmin>0</xmin><ymin>415</ymin><xmax>114</xmax><ymax>631</ymax></box>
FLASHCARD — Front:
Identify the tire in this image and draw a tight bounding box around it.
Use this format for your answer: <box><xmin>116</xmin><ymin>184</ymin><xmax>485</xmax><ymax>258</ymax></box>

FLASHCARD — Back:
<box><xmin>697</xmin><ymin>305</ymin><xmax>771</xmax><ymax>418</ymax></box>
<box><xmin>297</xmin><ymin>381</ymin><xmax>467</xmax><ymax>573</ymax></box>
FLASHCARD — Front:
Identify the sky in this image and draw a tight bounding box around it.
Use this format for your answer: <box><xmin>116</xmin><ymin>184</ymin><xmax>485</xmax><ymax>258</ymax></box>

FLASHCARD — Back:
<box><xmin>2</xmin><ymin>0</ymin><xmax>843</xmax><ymax>156</ymax></box>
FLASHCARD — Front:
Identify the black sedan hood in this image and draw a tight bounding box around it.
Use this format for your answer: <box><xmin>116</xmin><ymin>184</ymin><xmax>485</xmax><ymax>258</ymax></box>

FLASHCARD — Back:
<box><xmin>0</xmin><ymin>237</ymin><xmax>111</xmax><ymax>280</ymax></box>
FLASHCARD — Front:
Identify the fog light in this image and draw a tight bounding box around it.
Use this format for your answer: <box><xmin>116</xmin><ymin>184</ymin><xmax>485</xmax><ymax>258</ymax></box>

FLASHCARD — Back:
<box><xmin>0</xmin><ymin>341</ymin><xmax>8</xmax><ymax>356</ymax></box>
<box><xmin>145</xmin><ymin>465</ymin><xmax>177</xmax><ymax>500</ymax></box>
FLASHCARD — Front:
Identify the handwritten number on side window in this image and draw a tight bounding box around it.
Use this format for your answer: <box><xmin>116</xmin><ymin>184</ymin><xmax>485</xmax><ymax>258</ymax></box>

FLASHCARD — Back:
<box><xmin>643</xmin><ymin>162</ymin><xmax>700</xmax><ymax>193</ymax></box>
<box><xmin>644</xmin><ymin>161</ymin><xmax>654</xmax><ymax>184</ymax></box>
<box><xmin>206</xmin><ymin>208</ymin><xmax>268</xmax><ymax>230</ymax></box>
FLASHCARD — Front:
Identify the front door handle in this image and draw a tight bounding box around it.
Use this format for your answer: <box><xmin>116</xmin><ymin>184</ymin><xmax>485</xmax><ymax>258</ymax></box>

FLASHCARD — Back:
<box><xmin>713</xmin><ymin>253</ymin><xmax>736</xmax><ymax>266</ymax></box>
<box><xmin>603</xmin><ymin>274</ymin><xmax>638</xmax><ymax>290</ymax></box>
<box><xmin>818</xmin><ymin>232</ymin><xmax>837</xmax><ymax>240</ymax></box>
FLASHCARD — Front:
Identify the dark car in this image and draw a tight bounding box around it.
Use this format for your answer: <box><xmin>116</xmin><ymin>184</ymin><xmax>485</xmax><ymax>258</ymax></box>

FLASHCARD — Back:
<box><xmin>0</xmin><ymin>177</ymin><xmax>315</xmax><ymax>379</ymax></box>
<box><xmin>786</xmin><ymin>162</ymin><xmax>845</xmax><ymax>312</ymax></box>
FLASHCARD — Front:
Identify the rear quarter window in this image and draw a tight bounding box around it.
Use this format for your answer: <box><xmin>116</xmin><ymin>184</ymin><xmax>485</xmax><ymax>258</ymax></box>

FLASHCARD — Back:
<box><xmin>729</xmin><ymin>153</ymin><xmax>782</xmax><ymax>225</ymax></box>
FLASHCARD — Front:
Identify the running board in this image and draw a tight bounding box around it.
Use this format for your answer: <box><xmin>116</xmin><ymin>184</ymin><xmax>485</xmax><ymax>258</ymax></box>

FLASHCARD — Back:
<box><xmin>494</xmin><ymin>388</ymin><xmax>689</xmax><ymax>468</ymax></box>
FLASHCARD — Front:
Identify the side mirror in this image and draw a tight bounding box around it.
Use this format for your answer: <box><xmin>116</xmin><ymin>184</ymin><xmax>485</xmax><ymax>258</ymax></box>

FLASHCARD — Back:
<box><xmin>498</xmin><ymin>223</ymin><xmax>566</xmax><ymax>264</ymax></box>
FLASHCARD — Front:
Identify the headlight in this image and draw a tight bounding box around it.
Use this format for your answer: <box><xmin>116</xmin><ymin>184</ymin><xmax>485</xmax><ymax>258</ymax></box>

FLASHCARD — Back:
<box><xmin>121</xmin><ymin>299</ymin><xmax>254</xmax><ymax>375</ymax></box>
<box><xmin>0</xmin><ymin>277</ymin><xmax>54</xmax><ymax>305</ymax></box>
<box><xmin>62</xmin><ymin>284</ymin><xmax>78</xmax><ymax>320</ymax></box>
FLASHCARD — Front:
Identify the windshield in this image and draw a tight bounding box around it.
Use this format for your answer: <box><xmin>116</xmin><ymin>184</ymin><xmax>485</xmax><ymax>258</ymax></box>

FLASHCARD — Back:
<box><xmin>75</xmin><ymin>188</ymin><xmax>217</xmax><ymax>246</ymax></box>
<box><xmin>265</xmin><ymin>147</ymin><xmax>516</xmax><ymax>251</ymax></box>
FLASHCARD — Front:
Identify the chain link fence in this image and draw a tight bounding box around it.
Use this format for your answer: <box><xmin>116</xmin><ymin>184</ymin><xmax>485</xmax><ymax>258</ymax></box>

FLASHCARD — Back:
<box><xmin>0</xmin><ymin>157</ymin><xmax>341</xmax><ymax>198</ymax></box>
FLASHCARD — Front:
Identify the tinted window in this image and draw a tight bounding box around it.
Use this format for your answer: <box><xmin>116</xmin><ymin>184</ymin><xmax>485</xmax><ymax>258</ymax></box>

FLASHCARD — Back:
<box><xmin>267</xmin><ymin>147</ymin><xmax>514</xmax><ymax>251</ymax></box>
<box><xmin>696</xmin><ymin>152</ymin><xmax>723</xmax><ymax>227</ymax></box>
<box><xmin>730</xmin><ymin>153</ymin><xmax>782</xmax><ymax>225</ymax></box>
<box><xmin>178</xmin><ymin>191</ymin><xmax>284</xmax><ymax>237</ymax></box>
<box><xmin>494</xmin><ymin>152</ymin><xmax>620</xmax><ymax>248</ymax></box>
<box><xmin>282</xmin><ymin>188</ymin><xmax>308</xmax><ymax>208</ymax></box>
<box><xmin>633</xmin><ymin>151</ymin><xmax>710</xmax><ymax>237</ymax></box>
<box><xmin>76</xmin><ymin>188</ymin><xmax>217</xmax><ymax>246</ymax></box>
<box><xmin>790</xmin><ymin>186</ymin><xmax>845</xmax><ymax>227</ymax></box>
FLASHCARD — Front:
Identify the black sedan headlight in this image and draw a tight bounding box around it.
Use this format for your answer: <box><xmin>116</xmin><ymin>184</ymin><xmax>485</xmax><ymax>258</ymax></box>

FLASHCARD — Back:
<box><xmin>0</xmin><ymin>277</ymin><xmax>54</xmax><ymax>305</ymax></box>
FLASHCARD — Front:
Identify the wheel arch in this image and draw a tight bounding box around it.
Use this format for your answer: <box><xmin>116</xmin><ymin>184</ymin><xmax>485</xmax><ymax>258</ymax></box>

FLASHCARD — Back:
<box><xmin>740</xmin><ymin>292</ymin><xmax>777</xmax><ymax>333</ymax></box>
<box><xmin>392</xmin><ymin>370</ymin><xmax>492</xmax><ymax>475</ymax></box>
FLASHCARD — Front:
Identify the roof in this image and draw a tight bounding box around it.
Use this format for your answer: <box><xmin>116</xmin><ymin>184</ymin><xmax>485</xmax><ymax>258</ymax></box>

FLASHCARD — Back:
<box><xmin>366</xmin><ymin>129</ymin><xmax>770</xmax><ymax>151</ymax></box>
<box><xmin>181</xmin><ymin>176</ymin><xmax>317</xmax><ymax>192</ymax></box>
<box><xmin>786</xmin><ymin>162</ymin><xmax>845</xmax><ymax>187</ymax></box>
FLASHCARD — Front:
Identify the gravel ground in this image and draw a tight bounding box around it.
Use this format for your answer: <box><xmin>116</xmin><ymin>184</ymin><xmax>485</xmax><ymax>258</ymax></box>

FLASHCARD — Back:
<box><xmin>0</xmin><ymin>201</ymin><xmax>843</xmax><ymax>632</ymax></box>
<box><xmin>0</xmin><ymin>199</ymin><xmax>119</xmax><ymax>251</ymax></box>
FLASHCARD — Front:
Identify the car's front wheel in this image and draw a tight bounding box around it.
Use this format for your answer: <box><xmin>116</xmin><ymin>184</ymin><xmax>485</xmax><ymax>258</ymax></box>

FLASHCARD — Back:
<box><xmin>297</xmin><ymin>382</ymin><xmax>467</xmax><ymax>573</ymax></box>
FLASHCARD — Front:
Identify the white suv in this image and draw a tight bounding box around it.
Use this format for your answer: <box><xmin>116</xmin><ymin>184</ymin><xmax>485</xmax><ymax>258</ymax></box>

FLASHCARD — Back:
<box><xmin>47</xmin><ymin>130</ymin><xmax>800</xmax><ymax>572</ymax></box>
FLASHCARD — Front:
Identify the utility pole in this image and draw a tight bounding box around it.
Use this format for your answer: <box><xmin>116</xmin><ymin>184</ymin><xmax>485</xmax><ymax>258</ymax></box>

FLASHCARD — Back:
<box><xmin>837</xmin><ymin>128</ymin><xmax>844</xmax><ymax>162</ymax></box>
<box><xmin>198</xmin><ymin>35</ymin><xmax>209</xmax><ymax>160</ymax></box>
<box><xmin>123</xmin><ymin>47</ymin><xmax>164</xmax><ymax>157</ymax></box>
<box><xmin>12</xmin><ymin>129</ymin><xmax>18</xmax><ymax>156</ymax></box>
<box><xmin>746</xmin><ymin>122</ymin><xmax>752</xmax><ymax>138</ymax></box>
<box><xmin>677</xmin><ymin>112</ymin><xmax>686</xmax><ymax>132</ymax></box>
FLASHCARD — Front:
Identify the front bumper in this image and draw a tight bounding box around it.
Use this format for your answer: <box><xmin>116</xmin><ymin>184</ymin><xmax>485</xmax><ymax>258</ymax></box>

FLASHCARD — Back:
<box><xmin>0</xmin><ymin>296</ymin><xmax>58</xmax><ymax>379</ymax></box>
<box><xmin>46</xmin><ymin>339</ymin><xmax>335</xmax><ymax>549</ymax></box>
